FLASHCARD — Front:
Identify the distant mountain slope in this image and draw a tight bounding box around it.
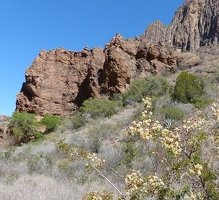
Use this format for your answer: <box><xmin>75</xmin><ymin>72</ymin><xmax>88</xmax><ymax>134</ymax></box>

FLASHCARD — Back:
<box><xmin>141</xmin><ymin>0</ymin><xmax>219</xmax><ymax>52</ymax></box>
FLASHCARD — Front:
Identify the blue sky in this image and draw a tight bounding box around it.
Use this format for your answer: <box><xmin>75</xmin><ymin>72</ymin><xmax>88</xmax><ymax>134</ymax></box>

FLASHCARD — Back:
<box><xmin>0</xmin><ymin>0</ymin><xmax>184</xmax><ymax>116</ymax></box>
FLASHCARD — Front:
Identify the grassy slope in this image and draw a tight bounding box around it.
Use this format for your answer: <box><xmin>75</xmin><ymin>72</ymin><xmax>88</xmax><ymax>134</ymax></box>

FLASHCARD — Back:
<box><xmin>0</xmin><ymin>106</ymin><xmax>140</xmax><ymax>199</ymax></box>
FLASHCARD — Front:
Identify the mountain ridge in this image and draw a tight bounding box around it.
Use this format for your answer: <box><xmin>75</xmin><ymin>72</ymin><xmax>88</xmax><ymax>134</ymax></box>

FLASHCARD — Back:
<box><xmin>141</xmin><ymin>0</ymin><xmax>219</xmax><ymax>52</ymax></box>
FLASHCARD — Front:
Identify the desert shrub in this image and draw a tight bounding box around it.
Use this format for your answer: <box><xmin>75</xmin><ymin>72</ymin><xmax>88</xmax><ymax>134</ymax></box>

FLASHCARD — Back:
<box><xmin>84</xmin><ymin>124</ymin><xmax>115</xmax><ymax>154</ymax></box>
<box><xmin>58</xmin><ymin>97</ymin><xmax>219</xmax><ymax>199</ymax></box>
<box><xmin>122</xmin><ymin>76</ymin><xmax>170</xmax><ymax>105</ymax></box>
<box><xmin>33</xmin><ymin>132</ymin><xmax>44</xmax><ymax>140</ymax></box>
<box><xmin>27</xmin><ymin>154</ymin><xmax>44</xmax><ymax>174</ymax></box>
<box><xmin>210</xmin><ymin>70</ymin><xmax>219</xmax><ymax>83</ymax></box>
<box><xmin>79</xmin><ymin>98</ymin><xmax>122</xmax><ymax>118</ymax></box>
<box><xmin>192</xmin><ymin>97</ymin><xmax>213</xmax><ymax>108</ymax></box>
<box><xmin>172</xmin><ymin>71</ymin><xmax>205</xmax><ymax>104</ymax></box>
<box><xmin>0</xmin><ymin>148</ymin><xmax>15</xmax><ymax>160</ymax></box>
<box><xmin>9</xmin><ymin>112</ymin><xmax>39</xmax><ymax>143</ymax></box>
<box><xmin>72</xmin><ymin>114</ymin><xmax>87</xmax><ymax>129</ymax></box>
<box><xmin>40</xmin><ymin>115</ymin><xmax>62</xmax><ymax>133</ymax></box>
<box><xmin>86</xmin><ymin>191</ymin><xmax>113</xmax><ymax>200</ymax></box>
<box><xmin>158</xmin><ymin>107</ymin><xmax>185</xmax><ymax>120</ymax></box>
<box><xmin>121</xmin><ymin>142</ymin><xmax>137</xmax><ymax>168</ymax></box>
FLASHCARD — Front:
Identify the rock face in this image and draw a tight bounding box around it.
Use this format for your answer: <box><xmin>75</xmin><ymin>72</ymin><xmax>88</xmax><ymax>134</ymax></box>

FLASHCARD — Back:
<box><xmin>16</xmin><ymin>47</ymin><xmax>105</xmax><ymax>116</ymax></box>
<box><xmin>176</xmin><ymin>52</ymin><xmax>202</xmax><ymax>70</ymax></box>
<box><xmin>141</xmin><ymin>0</ymin><xmax>219</xmax><ymax>52</ymax></box>
<box><xmin>16</xmin><ymin>35</ymin><xmax>176</xmax><ymax>116</ymax></box>
<box><xmin>0</xmin><ymin>115</ymin><xmax>16</xmax><ymax>148</ymax></box>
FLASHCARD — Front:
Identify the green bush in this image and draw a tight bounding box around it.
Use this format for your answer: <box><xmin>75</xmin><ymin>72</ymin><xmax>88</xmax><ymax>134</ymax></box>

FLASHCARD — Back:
<box><xmin>9</xmin><ymin>111</ymin><xmax>39</xmax><ymax>143</ymax></box>
<box><xmin>210</xmin><ymin>71</ymin><xmax>219</xmax><ymax>83</ymax></box>
<box><xmin>158</xmin><ymin>107</ymin><xmax>185</xmax><ymax>120</ymax></box>
<box><xmin>192</xmin><ymin>97</ymin><xmax>213</xmax><ymax>108</ymax></box>
<box><xmin>123</xmin><ymin>76</ymin><xmax>170</xmax><ymax>104</ymax></box>
<box><xmin>72</xmin><ymin>114</ymin><xmax>87</xmax><ymax>129</ymax></box>
<box><xmin>121</xmin><ymin>142</ymin><xmax>137</xmax><ymax>168</ymax></box>
<box><xmin>34</xmin><ymin>132</ymin><xmax>44</xmax><ymax>140</ymax></box>
<box><xmin>172</xmin><ymin>72</ymin><xmax>205</xmax><ymax>104</ymax></box>
<box><xmin>79</xmin><ymin>98</ymin><xmax>122</xmax><ymax>118</ymax></box>
<box><xmin>40</xmin><ymin>115</ymin><xmax>62</xmax><ymax>133</ymax></box>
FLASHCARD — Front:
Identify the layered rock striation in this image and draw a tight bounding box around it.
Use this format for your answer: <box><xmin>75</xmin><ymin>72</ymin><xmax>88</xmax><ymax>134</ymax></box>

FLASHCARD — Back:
<box><xmin>16</xmin><ymin>35</ymin><xmax>176</xmax><ymax>116</ymax></box>
<box><xmin>141</xmin><ymin>0</ymin><xmax>219</xmax><ymax>52</ymax></box>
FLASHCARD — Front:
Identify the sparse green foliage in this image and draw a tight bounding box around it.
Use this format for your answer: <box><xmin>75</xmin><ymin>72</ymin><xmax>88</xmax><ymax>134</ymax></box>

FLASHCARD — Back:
<box><xmin>72</xmin><ymin>114</ymin><xmax>87</xmax><ymax>129</ymax></box>
<box><xmin>80</xmin><ymin>98</ymin><xmax>122</xmax><ymax>118</ymax></box>
<box><xmin>172</xmin><ymin>72</ymin><xmax>205</xmax><ymax>104</ymax></box>
<box><xmin>211</xmin><ymin>70</ymin><xmax>219</xmax><ymax>83</ymax></box>
<box><xmin>121</xmin><ymin>142</ymin><xmax>137</xmax><ymax>167</ymax></box>
<box><xmin>9</xmin><ymin>111</ymin><xmax>39</xmax><ymax>143</ymax></box>
<box><xmin>122</xmin><ymin>76</ymin><xmax>170</xmax><ymax>104</ymax></box>
<box><xmin>33</xmin><ymin>132</ymin><xmax>44</xmax><ymax>140</ymax></box>
<box><xmin>40</xmin><ymin>115</ymin><xmax>62</xmax><ymax>133</ymax></box>
<box><xmin>158</xmin><ymin>107</ymin><xmax>185</xmax><ymax>120</ymax></box>
<box><xmin>192</xmin><ymin>97</ymin><xmax>213</xmax><ymax>108</ymax></box>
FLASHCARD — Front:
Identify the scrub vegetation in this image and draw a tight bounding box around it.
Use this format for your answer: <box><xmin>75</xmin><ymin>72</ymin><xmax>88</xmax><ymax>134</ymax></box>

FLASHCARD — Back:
<box><xmin>1</xmin><ymin>70</ymin><xmax>219</xmax><ymax>199</ymax></box>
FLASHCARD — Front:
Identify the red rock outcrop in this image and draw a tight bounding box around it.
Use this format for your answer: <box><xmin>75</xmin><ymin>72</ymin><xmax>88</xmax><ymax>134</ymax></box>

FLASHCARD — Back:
<box><xmin>16</xmin><ymin>35</ymin><xmax>176</xmax><ymax>116</ymax></box>
<box><xmin>16</xmin><ymin>47</ymin><xmax>105</xmax><ymax>116</ymax></box>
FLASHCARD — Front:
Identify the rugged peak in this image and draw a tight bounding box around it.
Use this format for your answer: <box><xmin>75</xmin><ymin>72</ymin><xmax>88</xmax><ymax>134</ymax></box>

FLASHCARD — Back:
<box><xmin>141</xmin><ymin>0</ymin><xmax>219</xmax><ymax>52</ymax></box>
<box><xmin>140</xmin><ymin>20</ymin><xmax>167</xmax><ymax>44</ymax></box>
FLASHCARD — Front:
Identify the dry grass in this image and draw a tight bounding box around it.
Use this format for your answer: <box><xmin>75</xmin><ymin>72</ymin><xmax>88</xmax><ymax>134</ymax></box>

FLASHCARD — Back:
<box><xmin>0</xmin><ymin>106</ymin><xmax>140</xmax><ymax>199</ymax></box>
<box><xmin>1</xmin><ymin>49</ymin><xmax>219</xmax><ymax>199</ymax></box>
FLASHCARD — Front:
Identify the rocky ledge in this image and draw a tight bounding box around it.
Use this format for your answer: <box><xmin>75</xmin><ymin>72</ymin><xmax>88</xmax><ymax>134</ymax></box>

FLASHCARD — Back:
<box><xmin>16</xmin><ymin>34</ymin><xmax>176</xmax><ymax>116</ymax></box>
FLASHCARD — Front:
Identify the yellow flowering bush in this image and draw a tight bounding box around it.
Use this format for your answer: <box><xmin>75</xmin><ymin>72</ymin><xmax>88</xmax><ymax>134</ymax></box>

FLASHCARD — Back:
<box><xmin>125</xmin><ymin>170</ymin><xmax>144</xmax><ymax>194</ymax></box>
<box><xmin>57</xmin><ymin>97</ymin><xmax>219</xmax><ymax>199</ymax></box>
<box><xmin>124</xmin><ymin>170</ymin><xmax>164</xmax><ymax>199</ymax></box>
<box><xmin>189</xmin><ymin>163</ymin><xmax>203</xmax><ymax>176</ymax></box>
<box><xmin>124</xmin><ymin>97</ymin><xmax>219</xmax><ymax>199</ymax></box>
<box><xmin>160</xmin><ymin>128</ymin><xmax>181</xmax><ymax>157</ymax></box>
<box><xmin>86</xmin><ymin>153</ymin><xmax>106</xmax><ymax>169</ymax></box>
<box><xmin>86</xmin><ymin>191</ymin><xmax>113</xmax><ymax>200</ymax></box>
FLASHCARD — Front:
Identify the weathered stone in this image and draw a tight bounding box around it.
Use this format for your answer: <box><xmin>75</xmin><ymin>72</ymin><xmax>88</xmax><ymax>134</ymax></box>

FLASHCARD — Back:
<box><xmin>176</xmin><ymin>52</ymin><xmax>202</xmax><ymax>69</ymax></box>
<box><xmin>141</xmin><ymin>0</ymin><xmax>219</xmax><ymax>52</ymax></box>
<box><xmin>16</xmin><ymin>47</ymin><xmax>105</xmax><ymax>116</ymax></box>
<box><xmin>16</xmin><ymin>34</ymin><xmax>176</xmax><ymax>116</ymax></box>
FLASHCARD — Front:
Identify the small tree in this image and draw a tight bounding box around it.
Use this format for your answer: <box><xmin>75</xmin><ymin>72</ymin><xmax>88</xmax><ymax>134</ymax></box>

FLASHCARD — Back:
<box><xmin>172</xmin><ymin>72</ymin><xmax>205</xmax><ymax>104</ymax></box>
<box><xmin>40</xmin><ymin>115</ymin><xmax>62</xmax><ymax>133</ymax></box>
<box><xmin>79</xmin><ymin>98</ymin><xmax>121</xmax><ymax>118</ymax></box>
<box><xmin>9</xmin><ymin>111</ymin><xmax>39</xmax><ymax>143</ymax></box>
<box><xmin>123</xmin><ymin>76</ymin><xmax>170</xmax><ymax>104</ymax></box>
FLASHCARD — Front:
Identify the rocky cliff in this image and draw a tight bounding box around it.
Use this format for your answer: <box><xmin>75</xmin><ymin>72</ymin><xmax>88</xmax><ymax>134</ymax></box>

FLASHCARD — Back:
<box><xmin>141</xmin><ymin>0</ymin><xmax>219</xmax><ymax>52</ymax></box>
<box><xmin>16</xmin><ymin>34</ymin><xmax>176</xmax><ymax>116</ymax></box>
<box><xmin>17</xmin><ymin>0</ymin><xmax>218</xmax><ymax>116</ymax></box>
